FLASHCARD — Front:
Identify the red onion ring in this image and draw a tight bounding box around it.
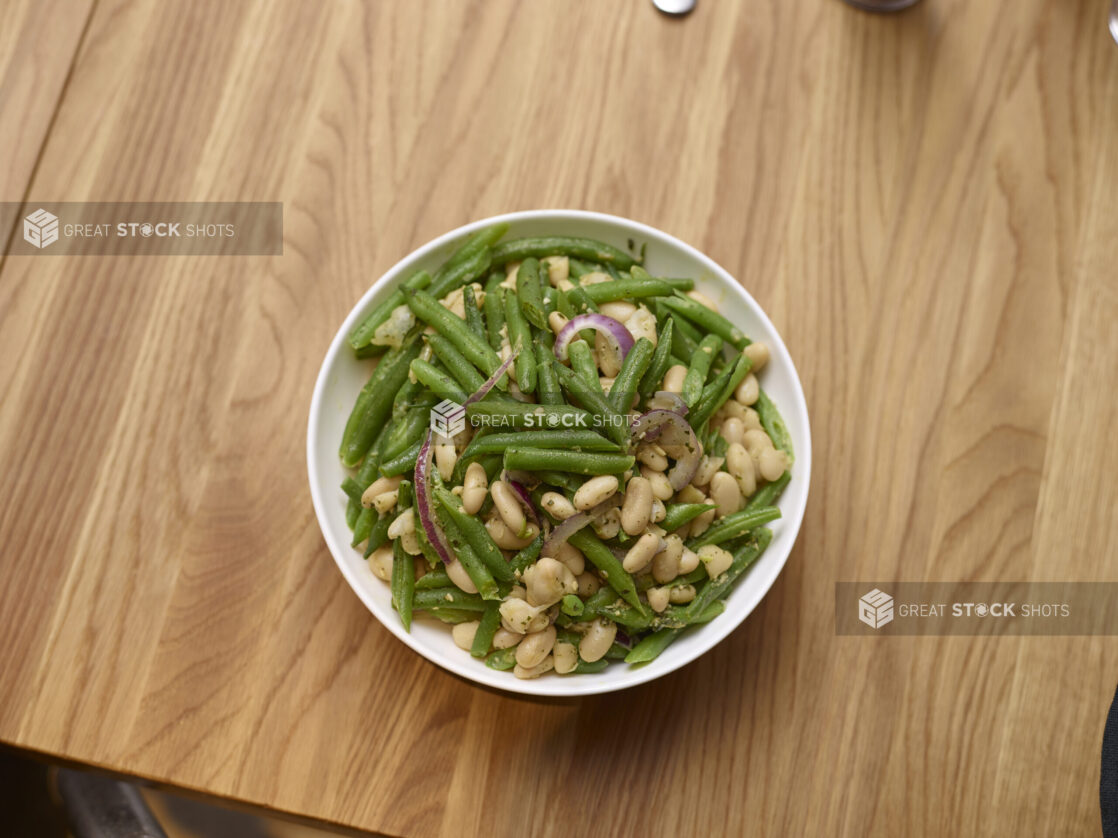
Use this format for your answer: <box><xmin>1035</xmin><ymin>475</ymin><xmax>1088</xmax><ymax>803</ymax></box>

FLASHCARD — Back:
<box><xmin>647</xmin><ymin>391</ymin><xmax>688</xmax><ymax>416</ymax></box>
<box><xmin>553</xmin><ymin>314</ymin><xmax>635</xmax><ymax>363</ymax></box>
<box><xmin>465</xmin><ymin>348</ymin><xmax>518</xmax><ymax>406</ymax></box>
<box><xmin>541</xmin><ymin>497</ymin><xmax>617</xmax><ymax>558</ymax></box>
<box><xmin>506</xmin><ymin>477</ymin><xmax>541</xmax><ymax>530</ymax></box>
<box><xmin>630</xmin><ymin>409</ymin><xmax>702</xmax><ymax>490</ymax></box>
<box><xmin>414</xmin><ymin>430</ymin><xmax>457</xmax><ymax>565</ymax></box>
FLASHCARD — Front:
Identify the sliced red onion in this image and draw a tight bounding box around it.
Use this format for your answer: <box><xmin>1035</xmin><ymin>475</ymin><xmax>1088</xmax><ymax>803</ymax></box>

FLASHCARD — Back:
<box><xmin>541</xmin><ymin>497</ymin><xmax>616</xmax><ymax>558</ymax></box>
<box><xmin>464</xmin><ymin>348</ymin><xmax>519</xmax><ymax>406</ymax></box>
<box><xmin>647</xmin><ymin>391</ymin><xmax>688</xmax><ymax>416</ymax></box>
<box><xmin>630</xmin><ymin>409</ymin><xmax>702</xmax><ymax>491</ymax></box>
<box><xmin>414</xmin><ymin>430</ymin><xmax>457</xmax><ymax>565</ymax></box>
<box><xmin>506</xmin><ymin>478</ymin><xmax>540</xmax><ymax>530</ymax></box>
<box><xmin>553</xmin><ymin>314</ymin><xmax>635</xmax><ymax>363</ymax></box>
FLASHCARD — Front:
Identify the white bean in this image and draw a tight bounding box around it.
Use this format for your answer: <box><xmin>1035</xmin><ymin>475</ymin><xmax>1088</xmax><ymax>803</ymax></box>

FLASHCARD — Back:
<box><xmin>662</xmin><ymin>364</ymin><xmax>688</xmax><ymax>394</ymax></box>
<box><xmin>500</xmin><ymin>598</ymin><xmax>547</xmax><ymax>634</ymax></box>
<box><xmin>599</xmin><ymin>301</ymin><xmax>637</xmax><ymax>322</ymax></box>
<box><xmin>553</xmin><ymin>641</ymin><xmax>579</xmax><ymax>674</ymax></box>
<box><xmin>647</xmin><ymin>586</ymin><xmax>671</xmax><ymax>613</ymax></box>
<box><xmin>622</xmin><ymin>532</ymin><xmax>662</xmax><ymax>573</ymax></box>
<box><xmin>625</xmin><ymin>306</ymin><xmax>658</xmax><ymax>346</ymax></box>
<box><xmin>462</xmin><ymin>462</ymin><xmax>489</xmax><ymax>515</ymax></box>
<box><xmin>548</xmin><ymin>310</ymin><xmax>569</xmax><ymax>336</ymax></box>
<box><xmin>446</xmin><ymin>558</ymin><xmax>478</xmax><ymax>594</ymax></box>
<box><xmin>387</xmin><ymin>507</ymin><xmax>415</xmax><ymax>539</ymax></box>
<box><xmin>372</xmin><ymin>490</ymin><xmax>399</xmax><ymax>515</ymax></box>
<box><xmin>759</xmin><ymin>448</ymin><xmax>788</xmax><ymax>482</ymax></box>
<box><xmin>573</xmin><ymin>475</ymin><xmax>619</xmax><ymax>510</ymax></box>
<box><xmin>637</xmin><ymin>445</ymin><xmax>669</xmax><ymax>472</ymax></box>
<box><xmin>361</xmin><ymin>475</ymin><xmax>402</xmax><ymax>509</ymax></box>
<box><xmin>710</xmin><ymin>472</ymin><xmax>742</xmax><ymax>517</ymax></box>
<box><xmin>742</xmin><ymin>407</ymin><xmax>762</xmax><ymax>431</ymax></box>
<box><xmin>368</xmin><ymin>545</ymin><xmax>393</xmax><ymax>581</ymax></box>
<box><xmin>513</xmin><ymin>655</ymin><xmax>554</xmax><ymax>680</ymax></box>
<box><xmin>592</xmin><ymin>507</ymin><xmax>621</xmax><ymax>539</ymax></box>
<box><xmin>743</xmin><ymin>429</ymin><xmax>773</xmax><ymax>459</ymax></box>
<box><xmin>523</xmin><ymin>557</ymin><xmax>578</xmax><ymax>607</ymax></box>
<box><xmin>434</xmin><ymin>441</ymin><xmax>457</xmax><ymax>481</ymax></box>
<box><xmin>690</xmin><ymin>504</ymin><xmax>716</xmax><ymax>536</ymax></box>
<box><xmin>641</xmin><ymin>467</ymin><xmax>675</xmax><ymax>502</ymax></box>
<box><xmin>669</xmin><ymin>584</ymin><xmax>696</xmax><ymax>604</ymax></box>
<box><xmin>650</xmin><ymin>498</ymin><xmax>666</xmax><ymax>523</ymax></box>
<box><xmin>620</xmin><ymin>476</ymin><xmax>653</xmax><ymax>535</ymax></box>
<box><xmin>693</xmin><ymin>455</ymin><xmax>724</xmax><ymax>487</ymax></box>
<box><xmin>490</xmin><ymin>480</ymin><xmax>527</xmax><ymax>536</ymax></box>
<box><xmin>541</xmin><ymin>491</ymin><xmax>577</xmax><ymax>520</ymax></box>
<box><xmin>595</xmin><ymin>330</ymin><xmax>623</xmax><ymax>377</ymax></box>
<box><xmin>555</xmin><ymin>541</ymin><xmax>585</xmax><ymax>576</ymax></box>
<box><xmin>678</xmin><ymin>546</ymin><xmax>700</xmax><ymax>574</ymax></box>
<box><xmin>652</xmin><ymin>535</ymin><xmax>683</xmax><ymax>583</ymax></box>
<box><xmin>486</xmin><ymin>517</ymin><xmax>539</xmax><ymax>549</ymax></box>
<box><xmin>576</xmin><ymin>572</ymin><xmax>601</xmax><ymax>597</ymax></box>
<box><xmin>699</xmin><ymin>544</ymin><xmax>734</xmax><ymax>578</ymax></box>
<box><xmin>546</xmin><ymin>256</ymin><xmax>570</xmax><ymax>288</ymax></box>
<box><xmin>721</xmin><ymin>417</ymin><xmax>745</xmax><ymax>446</ymax></box>
<box><xmin>676</xmin><ymin>485</ymin><xmax>705</xmax><ymax>504</ymax></box>
<box><xmin>452</xmin><ymin>621</ymin><xmax>480</xmax><ymax>651</ymax></box>
<box><xmin>492</xmin><ymin>628</ymin><xmax>522</xmax><ymax>649</ymax></box>
<box><xmin>734</xmin><ymin>373</ymin><xmax>759</xmax><ymax>406</ymax></box>
<box><xmin>744</xmin><ymin>341</ymin><xmax>770</xmax><ymax>371</ymax></box>
<box><xmin>515</xmin><ymin>625</ymin><xmax>557</xmax><ymax>668</ymax></box>
<box><xmin>399</xmin><ymin>530</ymin><xmax>422</xmax><ymax>556</ymax></box>
<box><xmin>579</xmin><ymin>618</ymin><xmax>617</xmax><ymax>663</ymax></box>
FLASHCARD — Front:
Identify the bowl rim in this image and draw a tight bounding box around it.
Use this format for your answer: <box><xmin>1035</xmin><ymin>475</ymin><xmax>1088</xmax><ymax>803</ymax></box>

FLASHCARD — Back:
<box><xmin>307</xmin><ymin>209</ymin><xmax>811</xmax><ymax>697</ymax></box>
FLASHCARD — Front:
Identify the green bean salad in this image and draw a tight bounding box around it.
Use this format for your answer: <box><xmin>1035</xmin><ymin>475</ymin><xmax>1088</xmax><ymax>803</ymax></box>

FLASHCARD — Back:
<box><xmin>339</xmin><ymin>225</ymin><xmax>793</xmax><ymax>679</ymax></box>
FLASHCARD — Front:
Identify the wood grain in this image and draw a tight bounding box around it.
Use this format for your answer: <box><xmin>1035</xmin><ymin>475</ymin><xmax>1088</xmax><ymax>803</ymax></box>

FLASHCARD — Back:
<box><xmin>1</xmin><ymin>1</ymin><xmax>1116</xmax><ymax>835</ymax></box>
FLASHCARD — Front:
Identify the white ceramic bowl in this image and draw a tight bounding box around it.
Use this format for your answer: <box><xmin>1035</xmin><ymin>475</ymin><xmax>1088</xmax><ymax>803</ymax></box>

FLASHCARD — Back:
<box><xmin>307</xmin><ymin>210</ymin><xmax>811</xmax><ymax>696</ymax></box>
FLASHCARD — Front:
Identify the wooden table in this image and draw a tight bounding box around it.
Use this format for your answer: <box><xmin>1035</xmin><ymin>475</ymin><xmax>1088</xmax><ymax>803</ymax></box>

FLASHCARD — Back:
<box><xmin>2</xmin><ymin>1</ymin><xmax>1117</xmax><ymax>835</ymax></box>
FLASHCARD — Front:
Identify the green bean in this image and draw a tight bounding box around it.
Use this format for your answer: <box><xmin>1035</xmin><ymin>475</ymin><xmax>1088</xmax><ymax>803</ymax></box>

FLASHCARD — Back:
<box><xmin>681</xmin><ymin>334</ymin><xmax>723</xmax><ymax>407</ymax></box>
<box><xmin>624</xmin><ymin>628</ymin><xmax>681</xmax><ymax>664</ymax></box>
<box><xmin>553</xmin><ymin>286</ymin><xmax>575</xmax><ymax>320</ymax></box>
<box><xmin>660</xmin><ymin>294</ymin><xmax>749</xmax><ymax>350</ymax></box>
<box><xmin>747</xmin><ymin>471</ymin><xmax>791</xmax><ymax>510</ymax></box>
<box><xmin>405</xmin><ymin>289</ymin><xmax>504</xmax><ymax>382</ymax></box>
<box><xmin>604</xmin><ymin>262</ymin><xmax>622</xmax><ymax>281</ymax></box>
<box><xmin>347</xmin><ymin>271</ymin><xmax>431</xmax><ymax>350</ymax></box>
<box><xmin>415</xmin><ymin>569</ymin><xmax>452</xmax><ymax>590</ymax></box>
<box><xmin>534</xmin><ymin>335</ymin><xmax>563</xmax><ymax>405</ymax></box>
<box><xmin>567</xmin><ymin>529</ymin><xmax>643</xmax><ymax>610</ymax></box>
<box><xmin>397</xmin><ymin>479</ymin><xmax>413</xmax><ymax>510</ymax></box>
<box><xmin>661</xmin><ymin>503</ymin><xmax>717</xmax><ymax>533</ymax></box>
<box><xmin>427</xmin><ymin>246</ymin><xmax>492</xmax><ymax>302</ymax></box>
<box><xmin>560</xmin><ymin>594</ymin><xmax>584</xmax><ymax>617</ymax></box>
<box><xmin>392</xmin><ymin>373</ymin><xmax>425</xmax><ymax>418</ymax></box>
<box><xmin>553</xmin><ymin>364</ymin><xmax>629</xmax><ymax>445</ymax></box>
<box><xmin>665</xmin><ymin>309</ymin><xmax>699</xmax><ymax>359</ymax></box>
<box><xmin>391</xmin><ymin>539</ymin><xmax>415</xmax><ymax>630</ymax></box>
<box><xmin>413</xmin><ymin>587</ymin><xmax>488</xmax><ymax>612</ymax></box>
<box><xmin>565</xmin><ymin>284</ymin><xmax>600</xmax><ymax>315</ymax></box>
<box><xmin>567</xmin><ymin>339</ymin><xmax>599</xmax><ymax>390</ymax></box>
<box><xmin>581</xmin><ymin>277</ymin><xmax>675</xmax><ymax>303</ymax></box>
<box><xmin>686</xmin><ymin>529</ymin><xmax>772</xmax><ymax>618</ymax></box>
<box><xmin>503</xmin><ymin>285</ymin><xmax>537</xmax><ymax>394</ymax></box>
<box><xmin>690</xmin><ymin>353</ymin><xmax>752</xmax><ymax>430</ymax></box>
<box><xmin>483</xmin><ymin>273</ymin><xmax>506</xmax><ymax>352</ymax></box>
<box><xmin>339</xmin><ymin>331</ymin><xmax>422</xmax><ymax>467</ymax></box>
<box><xmin>434</xmin><ymin>486</ymin><xmax>517</xmax><ymax>582</ymax></box>
<box><xmin>470</xmin><ymin>602</ymin><xmax>502</xmax><ymax>657</ymax></box>
<box><xmin>430</xmin><ymin>224</ymin><xmax>508</xmax><ymax>288</ymax></box>
<box><xmin>485</xmin><ymin>647</ymin><xmax>518</xmax><ymax>670</ymax></box>
<box><xmin>756</xmin><ymin>389</ymin><xmax>794</xmax><ymax>463</ymax></box>
<box><xmin>509</xmin><ymin>533</ymin><xmax>544</xmax><ymax>575</ymax></box>
<box><xmin>638</xmin><ymin>319</ymin><xmax>675</xmax><ymax>401</ymax></box>
<box><xmin>534</xmin><ymin>470</ymin><xmax>583</xmax><ymax>494</ymax></box>
<box><xmin>610</xmin><ymin>337</ymin><xmax>654</xmax><ymax>412</ymax></box>
<box><xmin>463</xmin><ymin>285</ymin><xmax>484</xmax><ymax>335</ymax></box>
<box><xmin>460</xmin><ymin>429</ymin><xmax>619</xmax><ymax>463</ymax></box>
<box><xmin>424</xmin><ymin>608</ymin><xmax>481</xmax><ymax>625</ymax></box>
<box><xmin>658</xmin><ymin>277</ymin><xmax>695</xmax><ymax>291</ymax></box>
<box><xmin>504</xmin><ymin>448</ymin><xmax>635</xmax><ymax>476</ymax></box>
<box><xmin>341</xmin><ymin>477</ymin><xmax>363</xmax><ymax>504</ymax></box>
<box><xmin>349</xmin><ymin>507</ymin><xmax>369</xmax><ymax>544</ymax></box>
<box><xmin>362</xmin><ymin>513</ymin><xmax>392</xmax><ymax>557</ymax></box>
<box><xmin>465</xmin><ymin>401</ymin><xmax>591</xmax><ymax>430</ymax></box>
<box><xmin>381</xmin><ymin>407</ymin><xmax>430</xmax><ymax>461</ymax></box>
<box><xmin>515</xmin><ymin>257</ymin><xmax>548</xmax><ymax>330</ymax></box>
<box><xmin>491</xmin><ymin>236</ymin><xmax>638</xmax><ymax>270</ymax></box>
<box><xmin>379</xmin><ymin>439</ymin><xmax>422</xmax><ymax>477</ymax></box>
<box><xmin>409</xmin><ymin>358</ymin><xmax>468</xmax><ymax>405</ymax></box>
<box><xmin>353</xmin><ymin>343</ymin><xmax>383</xmax><ymax>360</ymax></box>
<box><xmin>571</xmin><ymin>659</ymin><xmax>610</xmax><ymax>674</ymax></box>
<box><xmin>688</xmin><ymin>506</ymin><xmax>781</xmax><ymax>549</ymax></box>
<box><xmin>428</xmin><ymin>333</ymin><xmax>486</xmax><ymax>393</ymax></box>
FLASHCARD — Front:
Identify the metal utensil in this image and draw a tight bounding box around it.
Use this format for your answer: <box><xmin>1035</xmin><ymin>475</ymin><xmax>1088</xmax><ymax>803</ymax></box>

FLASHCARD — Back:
<box><xmin>652</xmin><ymin>0</ymin><xmax>696</xmax><ymax>16</ymax></box>
<box><xmin>1110</xmin><ymin>0</ymin><xmax>1118</xmax><ymax>45</ymax></box>
<box><xmin>842</xmin><ymin>0</ymin><xmax>920</xmax><ymax>10</ymax></box>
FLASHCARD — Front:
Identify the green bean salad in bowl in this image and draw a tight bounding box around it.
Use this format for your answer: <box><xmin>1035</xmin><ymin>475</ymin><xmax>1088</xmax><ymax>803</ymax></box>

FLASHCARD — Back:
<box><xmin>308</xmin><ymin>211</ymin><xmax>810</xmax><ymax>696</ymax></box>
